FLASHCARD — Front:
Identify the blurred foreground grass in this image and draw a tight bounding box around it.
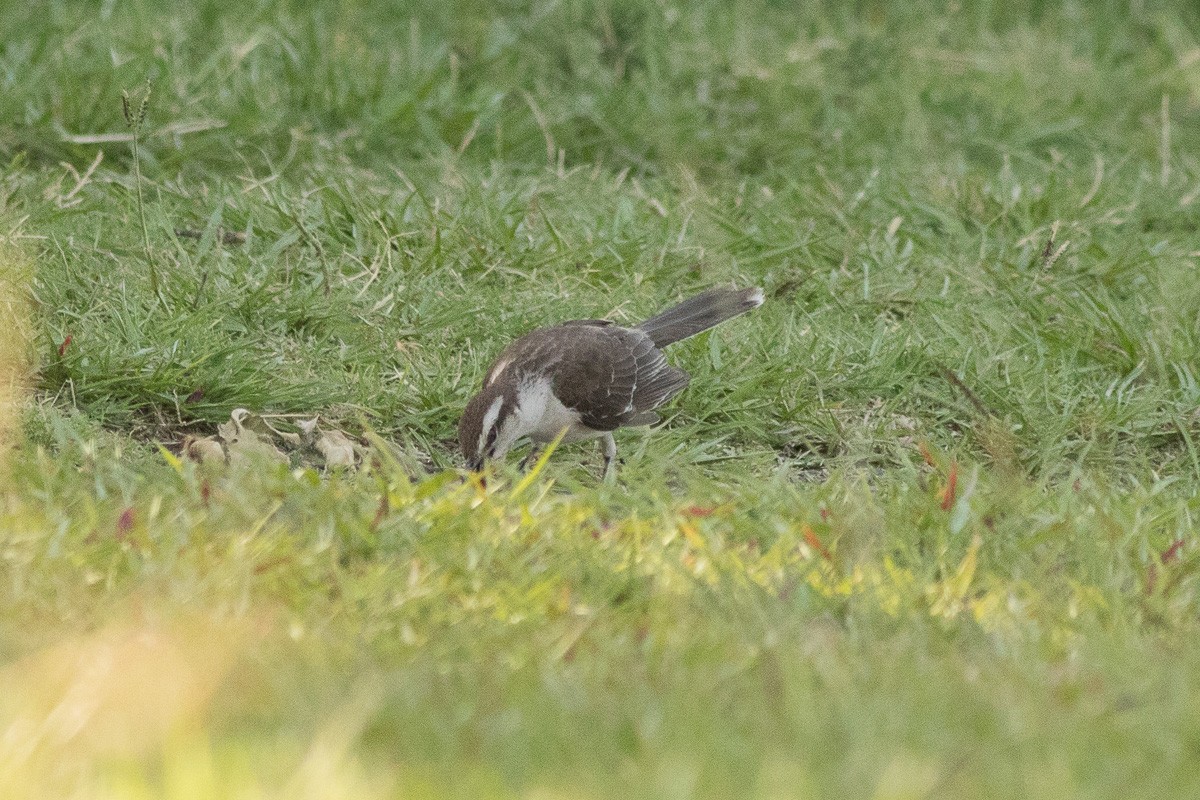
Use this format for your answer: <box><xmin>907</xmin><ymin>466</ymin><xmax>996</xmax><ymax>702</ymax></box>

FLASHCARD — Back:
<box><xmin>2</xmin><ymin>432</ymin><xmax>1199</xmax><ymax>799</ymax></box>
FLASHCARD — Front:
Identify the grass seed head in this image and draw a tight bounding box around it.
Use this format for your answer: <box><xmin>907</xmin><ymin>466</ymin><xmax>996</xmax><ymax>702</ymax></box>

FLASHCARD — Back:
<box><xmin>137</xmin><ymin>81</ymin><xmax>151</xmax><ymax>127</ymax></box>
<box><xmin>122</xmin><ymin>81</ymin><xmax>151</xmax><ymax>130</ymax></box>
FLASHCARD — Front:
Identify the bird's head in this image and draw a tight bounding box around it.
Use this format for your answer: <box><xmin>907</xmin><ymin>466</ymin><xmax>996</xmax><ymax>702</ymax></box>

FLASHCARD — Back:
<box><xmin>458</xmin><ymin>383</ymin><xmax>521</xmax><ymax>472</ymax></box>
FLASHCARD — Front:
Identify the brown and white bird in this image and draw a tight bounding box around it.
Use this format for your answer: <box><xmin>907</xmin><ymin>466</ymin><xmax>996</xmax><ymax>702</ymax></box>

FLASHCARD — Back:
<box><xmin>458</xmin><ymin>286</ymin><xmax>763</xmax><ymax>475</ymax></box>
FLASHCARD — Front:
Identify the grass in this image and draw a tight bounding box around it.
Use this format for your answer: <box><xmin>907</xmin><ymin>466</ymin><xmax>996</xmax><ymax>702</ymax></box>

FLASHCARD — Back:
<box><xmin>4</xmin><ymin>0</ymin><xmax>1200</xmax><ymax>796</ymax></box>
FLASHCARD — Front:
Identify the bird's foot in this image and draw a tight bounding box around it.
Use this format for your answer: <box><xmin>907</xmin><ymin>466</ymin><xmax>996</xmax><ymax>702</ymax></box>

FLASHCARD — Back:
<box><xmin>602</xmin><ymin>456</ymin><xmax>626</xmax><ymax>483</ymax></box>
<box><xmin>518</xmin><ymin>447</ymin><xmax>542</xmax><ymax>471</ymax></box>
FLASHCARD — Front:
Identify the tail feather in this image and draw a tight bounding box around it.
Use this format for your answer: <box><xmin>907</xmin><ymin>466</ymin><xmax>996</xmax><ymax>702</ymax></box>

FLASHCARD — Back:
<box><xmin>636</xmin><ymin>286</ymin><xmax>763</xmax><ymax>347</ymax></box>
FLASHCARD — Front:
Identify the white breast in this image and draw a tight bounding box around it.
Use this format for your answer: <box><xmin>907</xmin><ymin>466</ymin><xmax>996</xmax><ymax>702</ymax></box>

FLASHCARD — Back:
<box><xmin>514</xmin><ymin>378</ymin><xmax>601</xmax><ymax>443</ymax></box>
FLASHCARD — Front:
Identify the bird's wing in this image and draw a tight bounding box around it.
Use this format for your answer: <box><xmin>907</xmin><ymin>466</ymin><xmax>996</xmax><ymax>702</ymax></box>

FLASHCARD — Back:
<box><xmin>483</xmin><ymin>320</ymin><xmax>612</xmax><ymax>387</ymax></box>
<box><xmin>559</xmin><ymin>319</ymin><xmax>614</xmax><ymax>328</ymax></box>
<box><xmin>548</xmin><ymin>326</ymin><xmax>688</xmax><ymax>431</ymax></box>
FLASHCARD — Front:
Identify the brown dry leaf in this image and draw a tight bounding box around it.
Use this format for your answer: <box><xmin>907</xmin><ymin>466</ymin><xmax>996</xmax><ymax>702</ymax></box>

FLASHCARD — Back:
<box><xmin>274</xmin><ymin>430</ymin><xmax>303</xmax><ymax>447</ymax></box>
<box><xmin>316</xmin><ymin>428</ymin><xmax>359</xmax><ymax>469</ymax></box>
<box><xmin>230</xmin><ymin>407</ymin><xmax>281</xmax><ymax>438</ymax></box>
<box><xmin>220</xmin><ymin>408</ymin><xmax>287</xmax><ymax>465</ymax></box>
<box><xmin>225</xmin><ymin>429</ymin><xmax>287</xmax><ymax>466</ymax></box>
<box><xmin>296</xmin><ymin>416</ymin><xmax>321</xmax><ymax>446</ymax></box>
<box><xmin>257</xmin><ymin>414</ymin><xmax>306</xmax><ymax>447</ymax></box>
<box><xmin>216</xmin><ymin>418</ymin><xmax>239</xmax><ymax>443</ymax></box>
<box><xmin>182</xmin><ymin>434</ymin><xmax>227</xmax><ymax>464</ymax></box>
<box><xmin>200</xmin><ymin>409</ymin><xmax>366</xmax><ymax>471</ymax></box>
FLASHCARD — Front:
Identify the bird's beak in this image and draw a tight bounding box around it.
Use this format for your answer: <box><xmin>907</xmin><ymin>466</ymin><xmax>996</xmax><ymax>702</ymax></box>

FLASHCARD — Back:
<box><xmin>464</xmin><ymin>457</ymin><xmax>488</xmax><ymax>488</ymax></box>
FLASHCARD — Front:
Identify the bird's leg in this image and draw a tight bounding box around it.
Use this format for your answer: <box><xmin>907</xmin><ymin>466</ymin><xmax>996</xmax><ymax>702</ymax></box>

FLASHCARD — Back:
<box><xmin>601</xmin><ymin>432</ymin><xmax>618</xmax><ymax>481</ymax></box>
<box><xmin>518</xmin><ymin>445</ymin><xmax>542</xmax><ymax>471</ymax></box>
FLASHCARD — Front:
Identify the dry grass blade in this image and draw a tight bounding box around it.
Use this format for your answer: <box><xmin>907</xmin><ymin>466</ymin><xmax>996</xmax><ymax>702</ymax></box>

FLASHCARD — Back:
<box><xmin>0</xmin><ymin>241</ymin><xmax>32</xmax><ymax>481</ymax></box>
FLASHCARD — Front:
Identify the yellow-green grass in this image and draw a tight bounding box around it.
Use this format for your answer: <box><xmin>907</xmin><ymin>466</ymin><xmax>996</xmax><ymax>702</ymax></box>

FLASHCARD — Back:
<box><xmin>3</xmin><ymin>443</ymin><xmax>1198</xmax><ymax>799</ymax></box>
<box><xmin>0</xmin><ymin>240</ymin><xmax>31</xmax><ymax>475</ymax></box>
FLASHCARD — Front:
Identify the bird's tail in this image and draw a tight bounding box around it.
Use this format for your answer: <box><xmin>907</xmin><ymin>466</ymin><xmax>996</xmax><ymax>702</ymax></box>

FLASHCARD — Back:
<box><xmin>636</xmin><ymin>286</ymin><xmax>764</xmax><ymax>347</ymax></box>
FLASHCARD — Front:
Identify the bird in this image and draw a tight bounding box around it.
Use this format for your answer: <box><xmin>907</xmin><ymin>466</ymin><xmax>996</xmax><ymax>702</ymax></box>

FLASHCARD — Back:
<box><xmin>458</xmin><ymin>285</ymin><xmax>764</xmax><ymax>476</ymax></box>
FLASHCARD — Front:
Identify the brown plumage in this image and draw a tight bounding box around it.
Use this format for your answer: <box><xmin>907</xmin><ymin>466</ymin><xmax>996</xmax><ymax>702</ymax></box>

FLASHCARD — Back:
<box><xmin>459</xmin><ymin>286</ymin><xmax>763</xmax><ymax>474</ymax></box>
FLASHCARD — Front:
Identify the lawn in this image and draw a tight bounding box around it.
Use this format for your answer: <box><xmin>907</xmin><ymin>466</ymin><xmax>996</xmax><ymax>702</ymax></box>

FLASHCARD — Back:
<box><xmin>3</xmin><ymin>0</ymin><xmax>1200</xmax><ymax>797</ymax></box>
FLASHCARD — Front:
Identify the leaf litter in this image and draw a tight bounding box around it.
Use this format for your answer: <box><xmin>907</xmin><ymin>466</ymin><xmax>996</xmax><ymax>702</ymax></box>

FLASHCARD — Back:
<box><xmin>181</xmin><ymin>408</ymin><xmax>365</xmax><ymax>471</ymax></box>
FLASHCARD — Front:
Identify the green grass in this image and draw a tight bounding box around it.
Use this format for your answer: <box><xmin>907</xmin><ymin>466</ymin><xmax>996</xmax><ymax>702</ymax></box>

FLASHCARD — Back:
<box><xmin>5</xmin><ymin>0</ymin><xmax>1200</xmax><ymax>797</ymax></box>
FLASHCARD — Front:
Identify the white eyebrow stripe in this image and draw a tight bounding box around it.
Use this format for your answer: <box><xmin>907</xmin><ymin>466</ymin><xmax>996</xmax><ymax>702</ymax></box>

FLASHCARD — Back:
<box><xmin>486</xmin><ymin>358</ymin><xmax>512</xmax><ymax>387</ymax></box>
<box><xmin>478</xmin><ymin>395</ymin><xmax>505</xmax><ymax>454</ymax></box>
